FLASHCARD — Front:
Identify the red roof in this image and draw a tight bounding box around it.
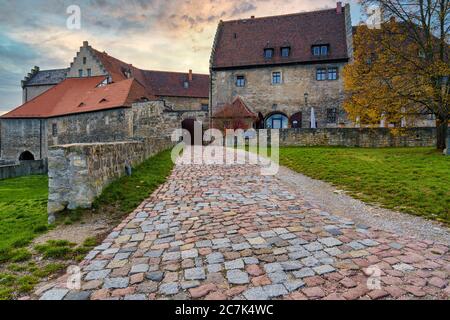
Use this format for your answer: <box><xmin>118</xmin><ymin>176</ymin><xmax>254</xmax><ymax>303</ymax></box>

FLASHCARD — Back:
<box><xmin>93</xmin><ymin>49</ymin><xmax>209</xmax><ymax>98</ymax></box>
<box><xmin>212</xmin><ymin>97</ymin><xmax>257</xmax><ymax>119</ymax></box>
<box><xmin>212</xmin><ymin>8</ymin><xmax>349</xmax><ymax>69</ymax></box>
<box><xmin>1</xmin><ymin>77</ymin><xmax>153</xmax><ymax>119</ymax></box>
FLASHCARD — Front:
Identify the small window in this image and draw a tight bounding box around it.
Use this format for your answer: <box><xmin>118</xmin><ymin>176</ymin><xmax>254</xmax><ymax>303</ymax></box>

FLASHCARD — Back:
<box><xmin>272</xmin><ymin>72</ymin><xmax>282</xmax><ymax>84</ymax></box>
<box><xmin>281</xmin><ymin>47</ymin><xmax>290</xmax><ymax>57</ymax></box>
<box><xmin>83</xmin><ymin>57</ymin><xmax>87</xmax><ymax>64</ymax></box>
<box><xmin>236</xmin><ymin>75</ymin><xmax>246</xmax><ymax>87</ymax></box>
<box><xmin>264</xmin><ymin>48</ymin><xmax>274</xmax><ymax>59</ymax></box>
<box><xmin>328</xmin><ymin>67</ymin><xmax>338</xmax><ymax>80</ymax></box>
<box><xmin>87</xmin><ymin>68</ymin><xmax>92</xmax><ymax>77</ymax></box>
<box><xmin>312</xmin><ymin>45</ymin><xmax>329</xmax><ymax>56</ymax></box>
<box><xmin>52</xmin><ymin>123</ymin><xmax>58</xmax><ymax>137</ymax></box>
<box><xmin>78</xmin><ymin>69</ymin><xmax>83</xmax><ymax>77</ymax></box>
<box><xmin>201</xmin><ymin>104</ymin><xmax>209</xmax><ymax>111</ymax></box>
<box><xmin>316</xmin><ymin>68</ymin><xmax>327</xmax><ymax>81</ymax></box>
<box><xmin>183</xmin><ymin>81</ymin><xmax>189</xmax><ymax>89</ymax></box>
<box><xmin>327</xmin><ymin>108</ymin><xmax>337</xmax><ymax>123</ymax></box>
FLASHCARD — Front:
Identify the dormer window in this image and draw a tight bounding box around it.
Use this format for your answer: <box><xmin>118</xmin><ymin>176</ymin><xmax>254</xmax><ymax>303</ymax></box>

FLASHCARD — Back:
<box><xmin>281</xmin><ymin>47</ymin><xmax>291</xmax><ymax>57</ymax></box>
<box><xmin>99</xmin><ymin>98</ymin><xmax>108</xmax><ymax>103</ymax></box>
<box><xmin>184</xmin><ymin>81</ymin><xmax>189</xmax><ymax>89</ymax></box>
<box><xmin>312</xmin><ymin>45</ymin><xmax>329</xmax><ymax>56</ymax></box>
<box><xmin>264</xmin><ymin>48</ymin><xmax>274</xmax><ymax>59</ymax></box>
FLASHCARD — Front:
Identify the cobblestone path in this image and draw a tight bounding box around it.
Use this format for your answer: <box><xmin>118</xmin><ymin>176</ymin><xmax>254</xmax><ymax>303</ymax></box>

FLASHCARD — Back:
<box><xmin>39</xmin><ymin>150</ymin><xmax>449</xmax><ymax>300</ymax></box>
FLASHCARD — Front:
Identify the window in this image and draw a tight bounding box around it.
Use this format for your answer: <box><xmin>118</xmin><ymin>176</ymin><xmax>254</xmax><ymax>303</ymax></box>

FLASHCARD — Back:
<box><xmin>312</xmin><ymin>45</ymin><xmax>329</xmax><ymax>56</ymax></box>
<box><xmin>183</xmin><ymin>81</ymin><xmax>189</xmax><ymax>89</ymax></box>
<box><xmin>272</xmin><ymin>72</ymin><xmax>282</xmax><ymax>84</ymax></box>
<box><xmin>78</xmin><ymin>69</ymin><xmax>83</xmax><ymax>77</ymax></box>
<box><xmin>264</xmin><ymin>48</ymin><xmax>274</xmax><ymax>59</ymax></box>
<box><xmin>328</xmin><ymin>67</ymin><xmax>338</xmax><ymax>80</ymax></box>
<box><xmin>281</xmin><ymin>47</ymin><xmax>290</xmax><ymax>57</ymax></box>
<box><xmin>83</xmin><ymin>57</ymin><xmax>87</xmax><ymax>64</ymax></box>
<box><xmin>236</xmin><ymin>75</ymin><xmax>246</xmax><ymax>87</ymax></box>
<box><xmin>87</xmin><ymin>68</ymin><xmax>92</xmax><ymax>77</ymax></box>
<box><xmin>327</xmin><ymin>108</ymin><xmax>337</xmax><ymax>124</ymax></box>
<box><xmin>316</xmin><ymin>68</ymin><xmax>327</xmax><ymax>81</ymax></box>
<box><xmin>201</xmin><ymin>104</ymin><xmax>209</xmax><ymax>111</ymax></box>
<box><xmin>52</xmin><ymin>123</ymin><xmax>58</xmax><ymax>137</ymax></box>
<box><xmin>265</xmin><ymin>113</ymin><xmax>288</xmax><ymax>129</ymax></box>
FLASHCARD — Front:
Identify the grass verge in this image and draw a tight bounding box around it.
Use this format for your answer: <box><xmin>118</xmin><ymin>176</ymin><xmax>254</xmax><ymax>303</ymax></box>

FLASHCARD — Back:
<box><xmin>279</xmin><ymin>147</ymin><xmax>450</xmax><ymax>224</ymax></box>
<box><xmin>0</xmin><ymin>149</ymin><xmax>174</xmax><ymax>299</ymax></box>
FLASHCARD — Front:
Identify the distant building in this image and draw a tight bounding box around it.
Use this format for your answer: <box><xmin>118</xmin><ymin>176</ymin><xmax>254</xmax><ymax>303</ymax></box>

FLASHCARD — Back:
<box><xmin>0</xmin><ymin>41</ymin><xmax>209</xmax><ymax>161</ymax></box>
<box><xmin>210</xmin><ymin>2</ymin><xmax>354</xmax><ymax>130</ymax></box>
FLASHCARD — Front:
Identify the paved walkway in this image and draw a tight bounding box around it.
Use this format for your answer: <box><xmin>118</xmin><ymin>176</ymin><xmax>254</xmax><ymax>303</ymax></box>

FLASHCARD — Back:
<box><xmin>38</xmin><ymin>149</ymin><xmax>449</xmax><ymax>300</ymax></box>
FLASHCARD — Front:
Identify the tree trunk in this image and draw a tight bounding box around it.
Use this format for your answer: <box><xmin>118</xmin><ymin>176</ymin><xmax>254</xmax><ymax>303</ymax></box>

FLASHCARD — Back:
<box><xmin>436</xmin><ymin>118</ymin><xmax>448</xmax><ymax>151</ymax></box>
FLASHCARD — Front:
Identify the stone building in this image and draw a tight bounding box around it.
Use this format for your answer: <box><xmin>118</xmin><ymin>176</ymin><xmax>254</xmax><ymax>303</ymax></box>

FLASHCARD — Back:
<box><xmin>210</xmin><ymin>3</ymin><xmax>354</xmax><ymax>130</ymax></box>
<box><xmin>0</xmin><ymin>41</ymin><xmax>209</xmax><ymax>161</ymax></box>
<box><xmin>22</xmin><ymin>67</ymin><xmax>68</xmax><ymax>103</ymax></box>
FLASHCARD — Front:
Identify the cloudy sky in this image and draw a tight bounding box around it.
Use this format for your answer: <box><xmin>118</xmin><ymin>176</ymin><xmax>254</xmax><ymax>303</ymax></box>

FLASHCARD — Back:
<box><xmin>0</xmin><ymin>0</ymin><xmax>362</xmax><ymax>114</ymax></box>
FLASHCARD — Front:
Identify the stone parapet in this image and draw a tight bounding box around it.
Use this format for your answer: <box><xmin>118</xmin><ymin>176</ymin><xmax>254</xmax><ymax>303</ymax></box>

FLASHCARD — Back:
<box><xmin>47</xmin><ymin>137</ymin><xmax>173</xmax><ymax>222</ymax></box>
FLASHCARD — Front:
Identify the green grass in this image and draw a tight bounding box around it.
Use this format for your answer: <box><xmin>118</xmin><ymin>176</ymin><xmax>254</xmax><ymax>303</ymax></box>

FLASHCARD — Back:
<box><xmin>92</xmin><ymin>149</ymin><xmax>175</xmax><ymax>215</ymax></box>
<box><xmin>279</xmin><ymin>147</ymin><xmax>450</xmax><ymax>224</ymax></box>
<box><xmin>0</xmin><ymin>149</ymin><xmax>174</xmax><ymax>299</ymax></box>
<box><xmin>0</xmin><ymin>175</ymin><xmax>49</xmax><ymax>255</ymax></box>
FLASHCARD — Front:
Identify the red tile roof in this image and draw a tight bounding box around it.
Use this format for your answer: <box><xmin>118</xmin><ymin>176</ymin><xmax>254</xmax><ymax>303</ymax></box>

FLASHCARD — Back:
<box><xmin>212</xmin><ymin>97</ymin><xmax>257</xmax><ymax>119</ymax></box>
<box><xmin>1</xmin><ymin>76</ymin><xmax>153</xmax><ymax>119</ymax></box>
<box><xmin>212</xmin><ymin>8</ymin><xmax>349</xmax><ymax>69</ymax></box>
<box><xmin>92</xmin><ymin>49</ymin><xmax>209</xmax><ymax>98</ymax></box>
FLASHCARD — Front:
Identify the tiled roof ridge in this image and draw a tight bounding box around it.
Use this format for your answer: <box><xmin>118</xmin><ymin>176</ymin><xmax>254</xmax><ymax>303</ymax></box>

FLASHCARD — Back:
<box><xmin>221</xmin><ymin>7</ymin><xmax>340</xmax><ymax>24</ymax></box>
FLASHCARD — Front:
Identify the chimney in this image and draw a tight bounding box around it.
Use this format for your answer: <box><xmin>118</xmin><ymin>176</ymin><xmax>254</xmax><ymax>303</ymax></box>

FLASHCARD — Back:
<box><xmin>188</xmin><ymin>69</ymin><xmax>193</xmax><ymax>82</ymax></box>
<box><xmin>83</xmin><ymin>41</ymin><xmax>89</xmax><ymax>47</ymax></box>
<box><xmin>336</xmin><ymin>1</ymin><xmax>342</xmax><ymax>14</ymax></box>
<box><xmin>251</xmin><ymin>16</ymin><xmax>255</xmax><ymax>19</ymax></box>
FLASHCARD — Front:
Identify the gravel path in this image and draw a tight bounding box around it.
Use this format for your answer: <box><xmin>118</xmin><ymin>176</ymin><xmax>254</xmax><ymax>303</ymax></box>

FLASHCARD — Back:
<box><xmin>277</xmin><ymin>166</ymin><xmax>450</xmax><ymax>245</ymax></box>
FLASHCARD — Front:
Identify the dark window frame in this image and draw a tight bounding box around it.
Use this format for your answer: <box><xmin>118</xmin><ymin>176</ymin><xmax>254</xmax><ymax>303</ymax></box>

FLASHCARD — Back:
<box><xmin>316</xmin><ymin>68</ymin><xmax>327</xmax><ymax>81</ymax></box>
<box><xmin>52</xmin><ymin>123</ymin><xmax>58</xmax><ymax>137</ymax></box>
<box><xmin>78</xmin><ymin>69</ymin><xmax>83</xmax><ymax>77</ymax></box>
<box><xmin>281</xmin><ymin>47</ymin><xmax>291</xmax><ymax>58</ymax></box>
<box><xmin>87</xmin><ymin>68</ymin><xmax>92</xmax><ymax>77</ymax></box>
<box><xmin>272</xmin><ymin>71</ymin><xmax>282</xmax><ymax>85</ymax></box>
<box><xmin>312</xmin><ymin>44</ymin><xmax>330</xmax><ymax>56</ymax></box>
<box><xmin>236</xmin><ymin>75</ymin><xmax>246</xmax><ymax>87</ymax></box>
<box><xmin>328</xmin><ymin>67</ymin><xmax>338</xmax><ymax>80</ymax></box>
<box><xmin>326</xmin><ymin>108</ymin><xmax>338</xmax><ymax>124</ymax></box>
<box><xmin>83</xmin><ymin>57</ymin><xmax>87</xmax><ymax>64</ymax></box>
<box><xmin>264</xmin><ymin>48</ymin><xmax>274</xmax><ymax>59</ymax></box>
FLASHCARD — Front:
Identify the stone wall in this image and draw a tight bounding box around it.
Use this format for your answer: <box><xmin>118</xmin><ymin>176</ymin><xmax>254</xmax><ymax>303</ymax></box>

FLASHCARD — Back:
<box><xmin>23</xmin><ymin>85</ymin><xmax>55</xmax><ymax>103</ymax></box>
<box><xmin>0</xmin><ymin>160</ymin><xmax>48</xmax><ymax>180</ymax></box>
<box><xmin>47</xmin><ymin>137</ymin><xmax>173</xmax><ymax>220</ymax></box>
<box><xmin>162</xmin><ymin>96</ymin><xmax>209</xmax><ymax>111</ymax></box>
<box><xmin>47</xmin><ymin>108</ymin><xmax>133</xmax><ymax>146</ymax></box>
<box><xmin>277</xmin><ymin>128</ymin><xmax>437</xmax><ymax>147</ymax></box>
<box><xmin>211</xmin><ymin>62</ymin><xmax>350</xmax><ymax>128</ymax></box>
<box><xmin>0</xmin><ymin>118</ymin><xmax>47</xmax><ymax>160</ymax></box>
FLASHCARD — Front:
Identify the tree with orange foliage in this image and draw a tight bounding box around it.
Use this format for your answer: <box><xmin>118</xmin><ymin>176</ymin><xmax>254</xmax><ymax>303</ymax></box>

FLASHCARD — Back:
<box><xmin>344</xmin><ymin>0</ymin><xmax>449</xmax><ymax>150</ymax></box>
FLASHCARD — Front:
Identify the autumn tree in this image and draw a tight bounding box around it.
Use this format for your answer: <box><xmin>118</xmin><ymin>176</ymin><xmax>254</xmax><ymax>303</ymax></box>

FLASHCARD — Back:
<box><xmin>344</xmin><ymin>0</ymin><xmax>449</xmax><ymax>150</ymax></box>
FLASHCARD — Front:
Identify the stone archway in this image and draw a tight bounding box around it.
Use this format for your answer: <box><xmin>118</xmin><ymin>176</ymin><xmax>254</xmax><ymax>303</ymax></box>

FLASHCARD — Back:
<box><xmin>19</xmin><ymin>150</ymin><xmax>35</xmax><ymax>161</ymax></box>
<box><xmin>264</xmin><ymin>112</ymin><xmax>289</xmax><ymax>129</ymax></box>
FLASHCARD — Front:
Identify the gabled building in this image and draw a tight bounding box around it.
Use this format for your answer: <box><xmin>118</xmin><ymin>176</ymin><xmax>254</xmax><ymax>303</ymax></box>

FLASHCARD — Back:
<box><xmin>210</xmin><ymin>2</ymin><xmax>354</xmax><ymax>129</ymax></box>
<box><xmin>0</xmin><ymin>41</ymin><xmax>209</xmax><ymax>161</ymax></box>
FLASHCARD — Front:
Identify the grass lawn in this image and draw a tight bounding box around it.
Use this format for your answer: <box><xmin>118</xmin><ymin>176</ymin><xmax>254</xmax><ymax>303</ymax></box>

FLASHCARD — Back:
<box><xmin>0</xmin><ymin>149</ymin><xmax>174</xmax><ymax>299</ymax></box>
<box><xmin>0</xmin><ymin>175</ymin><xmax>49</xmax><ymax>258</ymax></box>
<box><xmin>279</xmin><ymin>147</ymin><xmax>450</xmax><ymax>224</ymax></box>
